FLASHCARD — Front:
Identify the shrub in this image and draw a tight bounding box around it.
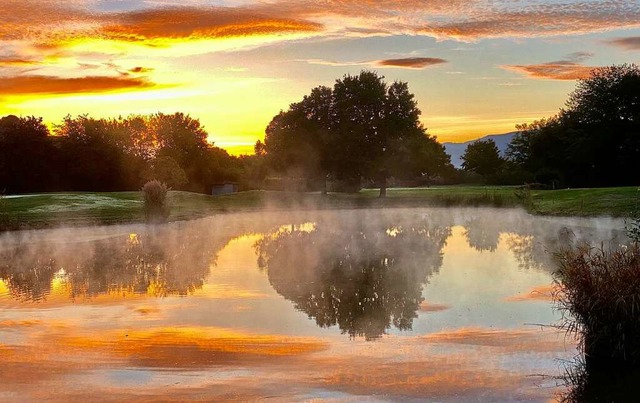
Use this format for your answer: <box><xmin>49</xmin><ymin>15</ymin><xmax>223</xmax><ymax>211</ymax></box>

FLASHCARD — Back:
<box><xmin>554</xmin><ymin>244</ymin><xmax>640</xmax><ymax>371</ymax></box>
<box><xmin>142</xmin><ymin>180</ymin><xmax>169</xmax><ymax>223</ymax></box>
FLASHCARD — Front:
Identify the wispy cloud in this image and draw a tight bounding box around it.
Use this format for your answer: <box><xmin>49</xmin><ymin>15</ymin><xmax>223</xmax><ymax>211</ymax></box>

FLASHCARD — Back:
<box><xmin>298</xmin><ymin>57</ymin><xmax>446</xmax><ymax>70</ymax></box>
<box><xmin>100</xmin><ymin>7</ymin><xmax>324</xmax><ymax>43</ymax></box>
<box><xmin>0</xmin><ymin>57</ymin><xmax>39</xmax><ymax>67</ymax></box>
<box><xmin>606</xmin><ymin>36</ymin><xmax>640</xmax><ymax>50</ymax></box>
<box><xmin>376</xmin><ymin>57</ymin><xmax>447</xmax><ymax>69</ymax></box>
<box><xmin>502</xmin><ymin>58</ymin><xmax>597</xmax><ymax>81</ymax></box>
<box><xmin>0</xmin><ymin>75</ymin><xmax>154</xmax><ymax>95</ymax></box>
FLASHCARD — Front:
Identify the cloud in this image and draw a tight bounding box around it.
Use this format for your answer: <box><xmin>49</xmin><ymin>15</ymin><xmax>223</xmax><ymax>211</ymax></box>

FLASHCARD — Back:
<box><xmin>418</xmin><ymin>3</ymin><xmax>640</xmax><ymax>40</ymax></box>
<box><xmin>565</xmin><ymin>51</ymin><xmax>595</xmax><ymax>63</ymax></box>
<box><xmin>100</xmin><ymin>7</ymin><xmax>324</xmax><ymax>43</ymax></box>
<box><xmin>128</xmin><ymin>66</ymin><xmax>153</xmax><ymax>74</ymax></box>
<box><xmin>0</xmin><ymin>1</ymin><xmax>99</xmax><ymax>42</ymax></box>
<box><xmin>376</xmin><ymin>57</ymin><xmax>447</xmax><ymax>69</ymax></box>
<box><xmin>298</xmin><ymin>57</ymin><xmax>446</xmax><ymax>69</ymax></box>
<box><xmin>0</xmin><ymin>58</ymin><xmax>39</xmax><ymax>67</ymax></box>
<box><xmin>0</xmin><ymin>75</ymin><xmax>154</xmax><ymax>95</ymax></box>
<box><xmin>607</xmin><ymin>36</ymin><xmax>640</xmax><ymax>50</ymax></box>
<box><xmin>295</xmin><ymin>58</ymin><xmax>367</xmax><ymax>67</ymax></box>
<box><xmin>2</xmin><ymin>0</ymin><xmax>639</xmax><ymax>49</ymax></box>
<box><xmin>501</xmin><ymin>61</ymin><xmax>597</xmax><ymax>80</ymax></box>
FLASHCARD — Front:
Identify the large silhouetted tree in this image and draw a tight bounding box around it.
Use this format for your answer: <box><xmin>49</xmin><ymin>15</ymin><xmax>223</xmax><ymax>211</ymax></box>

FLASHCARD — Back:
<box><xmin>264</xmin><ymin>71</ymin><xmax>452</xmax><ymax>196</ymax></box>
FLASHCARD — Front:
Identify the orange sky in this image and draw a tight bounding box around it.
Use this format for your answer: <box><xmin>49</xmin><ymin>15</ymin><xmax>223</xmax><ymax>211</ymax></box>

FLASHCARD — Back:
<box><xmin>1</xmin><ymin>0</ymin><xmax>639</xmax><ymax>154</ymax></box>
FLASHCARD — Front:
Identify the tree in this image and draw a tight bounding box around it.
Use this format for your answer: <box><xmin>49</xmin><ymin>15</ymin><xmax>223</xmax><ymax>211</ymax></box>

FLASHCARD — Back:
<box><xmin>461</xmin><ymin>139</ymin><xmax>504</xmax><ymax>179</ymax></box>
<box><xmin>148</xmin><ymin>113</ymin><xmax>238</xmax><ymax>193</ymax></box>
<box><xmin>507</xmin><ymin>64</ymin><xmax>640</xmax><ymax>187</ymax></box>
<box><xmin>54</xmin><ymin>115</ymin><xmax>127</xmax><ymax>191</ymax></box>
<box><xmin>264</xmin><ymin>71</ymin><xmax>452</xmax><ymax>196</ymax></box>
<box><xmin>0</xmin><ymin>115</ymin><xmax>53</xmax><ymax>193</ymax></box>
<box><xmin>264</xmin><ymin>86</ymin><xmax>332</xmax><ymax>190</ymax></box>
<box><xmin>143</xmin><ymin>156</ymin><xmax>188</xmax><ymax>189</ymax></box>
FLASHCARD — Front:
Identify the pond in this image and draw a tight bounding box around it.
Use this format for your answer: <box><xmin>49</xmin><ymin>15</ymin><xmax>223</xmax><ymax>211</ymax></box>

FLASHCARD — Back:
<box><xmin>0</xmin><ymin>208</ymin><xmax>626</xmax><ymax>401</ymax></box>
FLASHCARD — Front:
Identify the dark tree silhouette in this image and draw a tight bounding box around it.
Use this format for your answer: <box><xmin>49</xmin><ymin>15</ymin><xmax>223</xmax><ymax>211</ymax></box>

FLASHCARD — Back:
<box><xmin>264</xmin><ymin>71</ymin><xmax>452</xmax><ymax>196</ymax></box>
<box><xmin>461</xmin><ymin>139</ymin><xmax>504</xmax><ymax>180</ymax></box>
<box><xmin>264</xmin><ymin>86</ymin><xmax>332</xmax><ymax>191</ymax></box>
<box><xmin>0</xmin><ymin>112</ymin><xmax>242</xmax><ymax>194</ymax></box>
<box><xmin>507</xmin><ymin>64</ymin><xmax>640</xmax><ymax>187</ymax></box>
<box><xmin>55</xmin><ymin>115</ymin><xmax>139</xmax><ymax>191</ymax></box>
<box><xmin>0</xmin><ymin>115</ymin><xmax>54</xmax><ymax>193</ymax></box>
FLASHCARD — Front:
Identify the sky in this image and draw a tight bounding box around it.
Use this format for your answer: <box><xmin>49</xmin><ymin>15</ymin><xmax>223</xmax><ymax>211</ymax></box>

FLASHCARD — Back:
<box><xmin>1</xmin><ymin>0</ymin><xmax>640</xmax><ymax>154</ymax></box>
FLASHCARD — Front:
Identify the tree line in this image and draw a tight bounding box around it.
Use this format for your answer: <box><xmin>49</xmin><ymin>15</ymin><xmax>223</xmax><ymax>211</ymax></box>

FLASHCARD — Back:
<box><xmin>2</xmin><ymin>65</ymin><xmax>638</xmax><ymax>195</ymax></box>
<box><xmin>460</xmin><ymin>64</ymin><xmax>640</xmax><ymax>188</ymax></box>
<box><xmin>0</xmin><ymin>113</ymin><xmax>244</xmax><ymax>194</ymax></box>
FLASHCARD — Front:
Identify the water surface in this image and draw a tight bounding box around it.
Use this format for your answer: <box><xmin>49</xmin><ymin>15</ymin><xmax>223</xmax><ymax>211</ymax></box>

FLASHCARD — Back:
<box><xmin>0</xmin><ymin>208</ymin><xmax>625</xmax><ymax>401</ymax></box>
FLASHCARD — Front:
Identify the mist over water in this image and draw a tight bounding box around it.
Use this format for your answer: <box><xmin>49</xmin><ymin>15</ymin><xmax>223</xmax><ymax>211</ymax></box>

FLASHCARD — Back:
<box><xmin>0</xmin><ymin>208</ymin><xmax>627</xmax><ymax>400</ymax></box>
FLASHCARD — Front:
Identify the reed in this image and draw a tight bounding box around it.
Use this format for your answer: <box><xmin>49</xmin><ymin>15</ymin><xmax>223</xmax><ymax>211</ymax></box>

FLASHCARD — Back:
<box><xmin>554</xmin><ymin>243</ymin><xmax>640</xmax><ymax>371</ymax></box>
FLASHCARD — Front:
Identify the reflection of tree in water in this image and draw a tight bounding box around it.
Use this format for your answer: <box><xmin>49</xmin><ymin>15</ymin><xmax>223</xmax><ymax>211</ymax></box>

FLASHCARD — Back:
<box><xmin>463</xmin><ymin>217</ymin><xmax>501</xmax><ymax>252</ymax></box>
<box><xmin>0</xmin><ymin>223</ymin><xmax>230</xmax><ymax>302</ymax></box>
<box><xmin>256</xmin><ymin>213</ymin><xmax>451</xmax><ymax>340</ymax></box>
<box><xmin>505</xmin><ymin>224</ymin><xmax>627</xmax><ymax>272</ymax></box>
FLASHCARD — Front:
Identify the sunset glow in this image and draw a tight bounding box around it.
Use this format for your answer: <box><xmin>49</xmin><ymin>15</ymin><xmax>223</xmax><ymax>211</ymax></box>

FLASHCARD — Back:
<box><xmin>1</xmin><ymin>1</ymin><xmax>639</xmax><ymax>153</ymax></box>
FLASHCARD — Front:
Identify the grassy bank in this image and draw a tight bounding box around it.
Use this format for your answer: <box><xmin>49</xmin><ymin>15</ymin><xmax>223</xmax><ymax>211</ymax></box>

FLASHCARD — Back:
<box><xmin>0</xmin><ymin>185</ymin><xmax>637</xmax><ymax>230</ymax></box>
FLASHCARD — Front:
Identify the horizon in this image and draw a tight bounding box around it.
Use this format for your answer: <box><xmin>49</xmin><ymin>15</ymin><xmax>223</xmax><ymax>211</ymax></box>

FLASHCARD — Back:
<box><xmin>1</xmin><ymin>1</ymin><xmax>639</xmax><ymax>154</ymax></box>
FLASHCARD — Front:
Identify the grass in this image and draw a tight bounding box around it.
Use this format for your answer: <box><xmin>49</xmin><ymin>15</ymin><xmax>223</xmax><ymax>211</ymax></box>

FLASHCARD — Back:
<box><xmin>530</xmin><ymin>187</ymin><xmax>640</xmax><ymax>217</ymax></box>
<box><xmin>0</xmin><ymin>185</ymin><xmax>638</xmax><ymax>230</ymax></box>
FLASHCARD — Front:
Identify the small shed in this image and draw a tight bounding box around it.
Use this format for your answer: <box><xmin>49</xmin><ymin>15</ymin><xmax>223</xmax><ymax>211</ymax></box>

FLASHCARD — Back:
<box><xmin>211</xmin><ymin>182</ymin><xmax>239</xmax><ymax>196</ymax></box>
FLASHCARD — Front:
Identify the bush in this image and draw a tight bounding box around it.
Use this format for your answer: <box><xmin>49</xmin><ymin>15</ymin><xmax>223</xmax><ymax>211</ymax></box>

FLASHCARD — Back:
<box><xmin>554</xmin><ymin>244</ymin><xmax>640</xmax><ymax>371</ymax></box>
<box><xmin>142</xmin><ymin>180</ymin><xmax>169</xmax><ymax>223</ymax></box>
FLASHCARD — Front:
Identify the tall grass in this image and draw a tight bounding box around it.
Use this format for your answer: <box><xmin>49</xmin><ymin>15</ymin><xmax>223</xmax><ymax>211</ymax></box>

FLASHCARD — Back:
<box><xmin>554</xmin><ymin>243</ymin><xmax>640</xmax><ymax>370</ymax></box>
<box><xmin>560</xmin><ymin>357</ymin><xmax>640</xmax><ymax>402</ymax></box>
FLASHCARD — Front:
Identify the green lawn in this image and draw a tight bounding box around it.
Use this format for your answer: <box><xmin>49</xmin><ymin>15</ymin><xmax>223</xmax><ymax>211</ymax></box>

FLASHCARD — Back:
<box><xmin>1</xmin><ymin>185</ymin><xmax>638</xmax><ymax>230</ymax></box>
<box><xmin>529</xmin><ymin>187</ymin><xmax>640</xmax><ymax>217</ymax></box>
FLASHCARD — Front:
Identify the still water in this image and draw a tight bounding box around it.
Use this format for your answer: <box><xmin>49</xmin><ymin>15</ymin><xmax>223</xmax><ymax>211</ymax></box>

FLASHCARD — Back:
<box><xmin>0</xmin><ymin>208</ymin><xmax>625</xmax><ymax>401</ymax></box>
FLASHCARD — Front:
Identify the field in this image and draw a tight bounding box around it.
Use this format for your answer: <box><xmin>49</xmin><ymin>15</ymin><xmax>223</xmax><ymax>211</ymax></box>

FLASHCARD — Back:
<box><xmin>1</xmin><ymin>186</ymin><xmax>638</xmax><ymax>230</ymax></box>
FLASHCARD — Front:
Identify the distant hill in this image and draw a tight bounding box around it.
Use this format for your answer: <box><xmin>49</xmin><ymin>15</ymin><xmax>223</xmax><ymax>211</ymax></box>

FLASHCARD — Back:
<box><xmin>443</xmin><ymin>132</ymin><xmax>518</xmax><ymax>168</ymax></box>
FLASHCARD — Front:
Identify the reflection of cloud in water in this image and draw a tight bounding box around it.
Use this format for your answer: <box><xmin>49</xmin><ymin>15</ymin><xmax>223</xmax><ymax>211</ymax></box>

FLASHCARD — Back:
<box><xmin>419</xmin><ymin>301</ymin><xmax>450</xmax><ymax>312</ymax></box>
<box><xmin>0</xmin><ymin>320</ymin><xmax>570</xmax><ymax>401</ymax></box>
<box><xmin>420</xmin><ymin>326</ymin><xmax>571</xmax><ymax>352</ymax></box>
<box><xmin>505</xmin><ymin>284</ymin><xmax>558</xmax><ymax>302</ymax></box>
<box><xmin>60</xmin><ymin>327</ymin><xmax>328</xmax><ymax>368</ymax></box>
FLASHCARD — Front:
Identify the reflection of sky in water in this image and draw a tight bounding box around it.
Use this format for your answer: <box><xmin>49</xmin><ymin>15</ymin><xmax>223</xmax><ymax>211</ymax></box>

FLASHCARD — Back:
<box><xmin>0</xmin><ymin>208</ymin><xmax>624</xmax><ymax>401</ymax></box>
